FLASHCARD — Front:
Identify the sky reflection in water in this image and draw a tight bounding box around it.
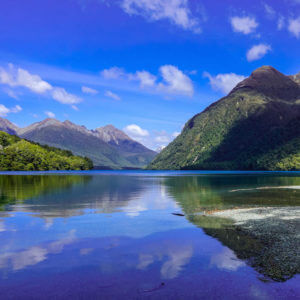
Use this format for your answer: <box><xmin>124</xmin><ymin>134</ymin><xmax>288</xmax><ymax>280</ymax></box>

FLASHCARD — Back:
<box><xmin>0</xmin><ymin>171</ymin><xmax>299</xmax><ymax>299</ymax></box>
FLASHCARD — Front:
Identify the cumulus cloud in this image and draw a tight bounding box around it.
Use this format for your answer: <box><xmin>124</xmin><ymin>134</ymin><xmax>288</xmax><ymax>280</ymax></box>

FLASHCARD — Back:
<box><xmin>246</xmin><ymin>44</ymin><xmax>271</xmax><ymax>61</ymax></box>
<box><xmin>203</xmin><ymin>72</ymin><xmax>246</xmax><ymax>94</ymax></box>
<box><xmin>0</xmin><ymin>64</ymin><xmax>82</xmax><ymax>107</ymax></box>
<box><xmin>0</xmin><ymin>104</ymin><xmax>22</xmax><ymax>117</ymax></box>
<box><xmin>124</xmin><ymin>124</ymin><xmax>149</xmax><ymax>138</ymax></box>
<box><xmin>52</xmin><ymin>87</ymin><xmax>82</xmax><ymax>104</ymax></box>
<box><xmin>158</xmin><ymin>65</ymin><xmax>194</xmax><ymax>96</ymax></box>
<box><xmin>81</xmin><ymin>86</ymin><xmax>98</xmax><ymax>94</ymax></box>
<box><xmin>230</xmin><ymin>16</ymin><xmax>258</xmax><ymax>34</ymax></box>
<box><xmin>17</xmin><ymin>68</ymin><xmax>52</xmax><ymax>94</ymax></box>
<box><xmin>0</xmin><ymin>64</ymin><xmax>52</xmax><ymax>94</ymax></box>
<box><xmin>120</xmin><ymin>0</ymin><xmax>201</xmax><ymax>33</ymax></box>
<box><xmin>133</xmin><ymin>71</ymin><xmax>157</xmax><ymax>87</ymax></box>
<box><xmin>123</xmin><ymin>125</ymin><xmax>180</xmax><ymax>150</ymax></box>
<box><xmin>45</xmin><ymin>111</ymin><xmax>55</xmax><ymax>118</ymax></box>
<box><xmin>288</xmin><ymin>17</ymin><xmax>300</xmax><ymax>38</ymax></box>
<box><xmin>100</xmin><ymin>65</ymin><xmax>194</xmax><ymax>96</ymax></box>
<box><xmin>105</xmin><ymin>90</ymin><xmax>121</xmax><ymax>101</ymax></box>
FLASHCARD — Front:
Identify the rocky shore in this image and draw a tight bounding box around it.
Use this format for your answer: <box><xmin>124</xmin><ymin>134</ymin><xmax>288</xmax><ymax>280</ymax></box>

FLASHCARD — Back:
<box><xmin>209</xmin><ymin>207</ymin><xmax>300</xmax><ymax>281</ymax></box>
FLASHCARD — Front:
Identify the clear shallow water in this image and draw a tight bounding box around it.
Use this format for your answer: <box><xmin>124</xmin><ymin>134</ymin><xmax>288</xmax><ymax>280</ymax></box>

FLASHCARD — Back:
<box><xmin>0</xmin><ymin>171</ymin><xmax>299</xmax><ymax>299</ymax></box>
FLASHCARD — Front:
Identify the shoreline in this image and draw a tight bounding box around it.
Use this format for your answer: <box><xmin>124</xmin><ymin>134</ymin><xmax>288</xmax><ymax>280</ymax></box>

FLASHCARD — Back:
<box><xmin>206</xmin><ymin>206</ymin><xmax>300</xmax><ymax>281</ymax></box>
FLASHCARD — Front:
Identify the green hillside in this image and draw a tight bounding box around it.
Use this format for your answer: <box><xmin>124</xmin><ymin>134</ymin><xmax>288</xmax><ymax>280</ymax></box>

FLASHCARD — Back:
<box><xmin>0</xmin><ymin>131</ymin><xmax>93</xmax><ymax>171</ymax></box>
<box><xmin>148</xmin><ymin>66</ymin><xmax>300</xmax><ymax>171</ymax></box>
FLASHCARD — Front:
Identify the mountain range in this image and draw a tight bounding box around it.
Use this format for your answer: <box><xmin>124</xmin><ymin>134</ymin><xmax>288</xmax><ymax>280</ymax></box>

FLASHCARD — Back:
<box><xmin>149</xmin><ymin>66</ymin><xmax>300</xmax><ymax>171</ymax></box>
<box><xmin>0</xmin><ymin>118</ymin><xmax>156</xmax><ymax>169</ymax></box>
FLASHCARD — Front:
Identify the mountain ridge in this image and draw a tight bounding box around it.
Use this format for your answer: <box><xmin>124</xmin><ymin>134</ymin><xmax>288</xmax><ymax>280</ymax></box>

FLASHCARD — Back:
<box><xmin>148</xmin><ymin>65</ymin><xmax>300</xmax><ymax>171</ymax></box>
<box><xmin>0</xmin><ymin>117</ymin><xmax>156</xmax><ymax>169</ymax></box>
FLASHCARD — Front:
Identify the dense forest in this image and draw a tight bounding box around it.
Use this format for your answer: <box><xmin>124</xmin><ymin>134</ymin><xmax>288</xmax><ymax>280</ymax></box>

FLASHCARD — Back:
<box><xmin>149</xmin><ymin>66</ymin><xmax>300</xmax><ymax>171</ymax></box>
<box><xmin>0</xmin><ymin>131</ymin><xmax>93</xmax><ymax>171</ymax></box>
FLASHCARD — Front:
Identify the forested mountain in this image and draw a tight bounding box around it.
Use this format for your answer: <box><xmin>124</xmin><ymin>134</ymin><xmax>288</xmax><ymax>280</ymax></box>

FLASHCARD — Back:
<box><xmin>148</xmin><ymin>66</ymin><xmax>300</xmax><ymax>171</ymax></box>
<box><xmin>0</xmin><ymin>131</ymin><xmax>93</xmax><ymax>170</ymax></box>
<box><xmin>0</xmin><ymin>118</ymin><xmax>156</xmax><ymax>169</ymax></box>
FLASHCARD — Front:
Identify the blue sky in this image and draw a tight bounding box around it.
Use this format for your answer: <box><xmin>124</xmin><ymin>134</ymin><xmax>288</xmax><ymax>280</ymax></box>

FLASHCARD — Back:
<box><xmin>0</xmin><ymin>0</ymin><xmax>299</xmax><ymax>150</ymax></box>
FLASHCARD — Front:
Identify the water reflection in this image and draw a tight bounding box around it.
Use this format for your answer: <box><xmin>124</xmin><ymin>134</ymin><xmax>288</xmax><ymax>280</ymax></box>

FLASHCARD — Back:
<box><xmin>163</xmin><ymin>175</ymin><xmax>300</xmax><ymax>282</ymax></box>
<box><xmin>0</xmin><ymin>172</ymin><xmax>299</xmax><ymax>299</ymax></box>
<box><xmin>163</xmin><ymin>174</ymin><xmax>300</xmax><ymax>213</ymax></box>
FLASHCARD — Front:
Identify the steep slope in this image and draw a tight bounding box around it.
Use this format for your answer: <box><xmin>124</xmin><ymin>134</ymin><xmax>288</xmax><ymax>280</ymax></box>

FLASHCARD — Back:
<box><xmin>0</xmin><ymin>118</ymin><xmax>19</xmax><ymax>135</ymax></box>
<box><xmin>94</xmin><ymin>125</ymin><xmax>157</xmax><ymax>166</ymax></box>
<box><xmin>15</xmin><ymin>119</ymin><xmax>156</xmax><ymax>169</ymax></box>
<box><xmin>148</xmin><ymin>66</ymin><xmax>300</xmax><ymax>171</ymax></box>
<box><xmin>18</xmin><ymin>119</ymin><xmax>130</xmax><ymax>168</ymax></box>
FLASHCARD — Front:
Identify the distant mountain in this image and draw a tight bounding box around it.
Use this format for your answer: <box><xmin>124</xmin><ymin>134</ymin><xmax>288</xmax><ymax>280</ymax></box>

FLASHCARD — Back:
<box><xmin>94</xmin><ymin>125</ymin><xmax>156</xmax><ymax>167</ymax></box>
<box><xmin>0</xmin><ymin>118</ymin><xmax>18</xmax><ymax>135</ymax></box>
<box><xmin>148</xmin><ymin>66</ymin><xmax>300</xmax><ymax>171</ymax></box>
<box><xmin>0</xmin><ymin>118</ymin><xmax>156</xmax><ymax>169</ymax></box>
<box><xmin>289</xmin><ymin>72</ymin><xmax>300</xmax><ymax>85</ymax></box>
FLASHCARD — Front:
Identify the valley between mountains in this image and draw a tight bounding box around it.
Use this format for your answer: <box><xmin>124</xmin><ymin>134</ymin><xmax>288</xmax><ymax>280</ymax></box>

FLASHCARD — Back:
<box><xmin>0</xmin><ymin>118</ymin><xmax>157</xmax><ymax>169</ymax></box>
<box><xmin>0</xmin><ymin>65</ymin><xmax>299</xmax><ymax>171</ymax></box>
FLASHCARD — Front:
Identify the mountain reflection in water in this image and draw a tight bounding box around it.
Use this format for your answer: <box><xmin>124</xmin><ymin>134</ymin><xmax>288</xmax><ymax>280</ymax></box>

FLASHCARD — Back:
<box><xmin>0</xmin><ymin>171</ymin><xmax>299</xmax><ymax>299</ymax></box>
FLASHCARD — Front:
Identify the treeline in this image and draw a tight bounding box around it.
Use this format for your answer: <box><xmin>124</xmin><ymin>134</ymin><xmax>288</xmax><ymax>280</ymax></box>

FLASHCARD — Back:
<box><xmin>0</xmin><ymin>131</ymin><xmax>93</xmax><ymax>171</ymax></box>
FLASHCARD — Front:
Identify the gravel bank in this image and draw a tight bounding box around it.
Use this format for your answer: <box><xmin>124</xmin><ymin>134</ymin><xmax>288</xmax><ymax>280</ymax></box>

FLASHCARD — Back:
<box><xmin>209</xmin><ymin>207</ymin><xmax>300</xmax><ymax>281</ymax></box>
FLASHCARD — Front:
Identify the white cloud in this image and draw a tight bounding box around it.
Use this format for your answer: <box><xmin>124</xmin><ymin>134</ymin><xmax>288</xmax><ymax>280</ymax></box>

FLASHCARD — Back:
<box><xmin>0</xmin><ymin>104</ymin><xmax>22</xmax><ymax>117</ymax></box>
<box><xmin>11</xmin><ymin>105</ymin><xmax>22</xmax><ymax>113</ymax></box>
<box><xmin>100</xmin><ymin>67</ymin><xmax>125</xmax><ymax>79</ymax></box>
<box><xmin>0</xmin><ymin>64</ymin><xmax>52</xmax><ymax>94</ymax></box>
<box><xmin>172</xmin><ymin>131</ymin><xmax>180</xmax><ymax>138</ymax></box>
<box><xmin>0</xmin><ymin>64</ymin><xmax>83</xmax><ymax>107</ymax></box>
<box><xmin>0</xmin><ymin>230</ymin><xmax>76</xmax><ymax>271</ymax></box>
<box><xmin>17</xmin><ymin>68</ymin><xmax>52</xmax><ymax>94</ymax></box>
<box><xmin>288</xmin><ymin>17</ymin><xmax>300</xmax><ymax>38</ymax></box>
<box><xmin>230</xmin><ymin>16</ymin><xmax>258</xmax><ymax>34</ymax></box>
<box><xmin>124</xmin><ymin>124</ymin><xmax>149</xmax><ymax>138</ymax></box>
<box><xmin>123</xmin><ymin>125</ymin><xmax>180</xmax><ymax>150</ymax></box>
<box><xmin>159</xmin><ymin>65</ymin><xmax>194</xmax><ymax>96</ymax></box>
<box><xmin>120</xmin><ymin>0</ymin><xmax>201</xmax><ymax>33</ymax></box>
<box><xmin>0</xmin><ymin>105</ymin><xmax>10</xmax><ymax>117</ymax></box>
<box><xmin>81</xmin><ymin>86</ymin><xmax>98</xmax><ymax>94</ymax></box>
<box><xmin>100</xmin><ymin>65</ymin><xmax>193</xmax><ymax>96</ymax></box>
<box><xmin>203</xmin><ymin>72</ymin><xmax>246</xmax><ymax>94</ymax></box>
<box><xmin>211</xmin><ymin>248</ymin><xmax>245</xmax><ymax>271</ymax></box>
<box><xmin>155</xmin><ymin>135</ymin><xmax>170</xmax><ymax>143</ymax></box>
<box><xmin>52</xmin><ymin>87</ymin><xmax>82</xmax><ymax>104</ymax></box>
<box><xmin>133</xmin><ymin>71</ymin><xmax>157</xmax><ymax>87</ymax></box>
<box><xmin>246</xmin><ymin>44</ymin><xmax>271</xmax><ymax>61</ymax></box>
<box><xmin>105</xmin><ymin>90</ymin><xmax>121</xmax><ymax>101</ymax></box>
<box><xmin>45</xmin><ymin>111</ymin><xmax>55</xmax><ymax>118</ymax></box>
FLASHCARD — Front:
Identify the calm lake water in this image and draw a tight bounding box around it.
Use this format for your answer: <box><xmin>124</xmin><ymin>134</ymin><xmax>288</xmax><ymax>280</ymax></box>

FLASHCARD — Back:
<box><xmin>0</xmin><ymin>171</ymin><xmax>299</xmax><ymax>299</ymax></box>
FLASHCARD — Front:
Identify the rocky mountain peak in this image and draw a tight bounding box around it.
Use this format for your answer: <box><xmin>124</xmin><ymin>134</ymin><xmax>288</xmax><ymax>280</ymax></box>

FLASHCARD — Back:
<box><xmin>95</xmin><ymin>124</ymin><xmax>132</xmax><ymax>144</ymax></box>
<box><xmin>289</xmin><ymin>72</ymin><xmax>300</xmax><ymax>85</ymax></box>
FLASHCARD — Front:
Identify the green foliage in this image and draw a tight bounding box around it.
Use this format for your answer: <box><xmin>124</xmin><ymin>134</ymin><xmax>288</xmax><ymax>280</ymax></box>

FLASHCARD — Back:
<box><xmin>0</xmin><ymin>131</ymin><xmax>93</xmax><ymax>171</ymax></box>
<box><xmin>148</xmin><ymin>88</ymin><xmax>300</xmax><ymax>171</ymax></box>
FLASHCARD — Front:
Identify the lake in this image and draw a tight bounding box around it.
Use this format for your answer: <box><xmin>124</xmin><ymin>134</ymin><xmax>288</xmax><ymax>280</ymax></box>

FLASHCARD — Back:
<box><xmin>0</xmin><ymin>171</ymin><xmax>299</xmax><ymax>299</ymax></box>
